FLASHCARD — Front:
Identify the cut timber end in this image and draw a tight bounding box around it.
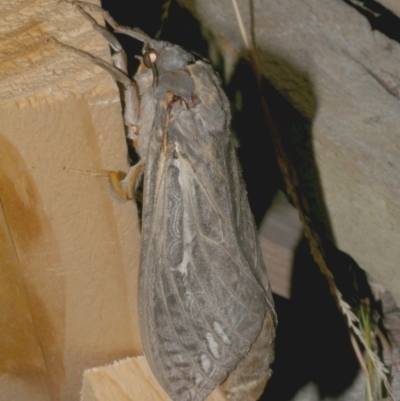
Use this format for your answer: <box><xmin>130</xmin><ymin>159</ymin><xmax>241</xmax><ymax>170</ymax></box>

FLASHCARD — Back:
<box><xmin>80</xmin><ymin>355</ymin><xmax>228</xmax><ymax>401</ymax></box>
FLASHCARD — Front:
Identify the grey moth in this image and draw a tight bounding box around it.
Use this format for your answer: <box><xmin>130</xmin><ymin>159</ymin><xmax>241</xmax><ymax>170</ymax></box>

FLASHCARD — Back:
<box><xmin>57</xmin><ymin>2</ymin><xmax>277</xmax><ymax>400</ymax></box>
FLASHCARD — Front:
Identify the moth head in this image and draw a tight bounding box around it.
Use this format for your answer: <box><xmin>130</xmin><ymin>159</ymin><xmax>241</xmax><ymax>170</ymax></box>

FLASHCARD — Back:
<box><xmin>116</xmin><ymin>27</ymin><xmax>195</xmax><ymax>86</ymax></box>
<box><xmin>142</xmin><ymin>42</ymin><xmax>196</xmax><ymax>88</ymax></box>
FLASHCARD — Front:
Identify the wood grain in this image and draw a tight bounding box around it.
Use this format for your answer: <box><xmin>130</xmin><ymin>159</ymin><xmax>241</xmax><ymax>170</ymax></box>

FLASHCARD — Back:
<box><xmin>0</xmin><ymin>1</ymin><xmax>141</xmax><ymax>400</ymax></box>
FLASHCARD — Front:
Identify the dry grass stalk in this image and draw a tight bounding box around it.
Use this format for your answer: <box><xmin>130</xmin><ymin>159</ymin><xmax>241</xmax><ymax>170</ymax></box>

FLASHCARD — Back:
<box><xmin>230</xmin><ymin>0</ymin><xmax>394</xmax><ymax>399</ymax></box>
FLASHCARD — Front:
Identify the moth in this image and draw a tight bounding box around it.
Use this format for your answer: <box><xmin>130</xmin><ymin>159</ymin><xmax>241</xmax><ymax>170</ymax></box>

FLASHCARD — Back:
<box><xmin>56</xmin><ymin>2</ymin><xmax>276</xmax><ymax>400</ymax></box>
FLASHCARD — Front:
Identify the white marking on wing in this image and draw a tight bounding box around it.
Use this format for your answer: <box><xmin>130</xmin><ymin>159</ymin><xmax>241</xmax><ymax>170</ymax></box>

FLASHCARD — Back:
<box><xmin>206</xmin><ymin>332</ymin><xmax>220</xmax><ymax>359</ymax></box>
<box><xmin>201</xmin><ymin>354</ymin><xmax>211</xmax><ymax>373</ymax></box>
<box><xmin>213</xmin><ymin>321</ymin><xmax>231</xmax><ymax>345</ymax></box>
<box><xmin>172</xmin><ymin>249</ymin><xmax>190</xmax><ymax>276</ymax></box>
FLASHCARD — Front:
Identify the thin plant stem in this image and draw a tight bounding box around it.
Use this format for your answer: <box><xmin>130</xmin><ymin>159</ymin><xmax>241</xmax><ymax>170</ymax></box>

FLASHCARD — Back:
<box><xmin>230</xmin><ymin>1</ymin><xmax>394</xmax><ymax>399</ymax></box>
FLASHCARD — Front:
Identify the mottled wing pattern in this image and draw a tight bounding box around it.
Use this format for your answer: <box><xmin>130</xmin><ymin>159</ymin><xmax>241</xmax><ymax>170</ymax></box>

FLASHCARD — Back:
<box><xmin>139</xmin><ymin>61</ymin><xmax>271</xmax><ymax>401</ymax></box>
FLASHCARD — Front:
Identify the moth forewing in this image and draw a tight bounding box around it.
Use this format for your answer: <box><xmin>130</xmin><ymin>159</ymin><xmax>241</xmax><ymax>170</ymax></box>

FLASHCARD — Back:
<box><xmin>138</xmin><ymin>58</ymin><xmax>275</xmax><ymax>400</ymax></box>
<box><xmin>60</xmin><ymin>3</ymin><xmax>276</xmax><ymax>401</ymax></box>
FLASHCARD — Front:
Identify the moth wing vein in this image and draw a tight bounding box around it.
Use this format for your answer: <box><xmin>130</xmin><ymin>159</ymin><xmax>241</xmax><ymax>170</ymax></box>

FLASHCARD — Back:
<box><xmin>157</xmin><ymin>259</ymin><xmax>214</xmax><ymax>384</ymax></box>
<box><xmin>183</xmin><ymin>239</ymin><xmax>259</xmax><ymax>346</ymax></box>
<box><xmin>190</xmin><ymin>227</ymin><xmax>266</xmax><ymax>323</ymax></box>
<box><xmin>161</xmin><ymin>243</ymin><xmax>230</xmax><ymax>373</ymax></box>
<box><xmin>181</xmin><ymin>157</ymin><xmax>231</xmax><ymax>227</ymax></box>
<box><xmin>183</xmin><ymin>160</ymin><xmax>268</xmax><ymax>308</ymax></box>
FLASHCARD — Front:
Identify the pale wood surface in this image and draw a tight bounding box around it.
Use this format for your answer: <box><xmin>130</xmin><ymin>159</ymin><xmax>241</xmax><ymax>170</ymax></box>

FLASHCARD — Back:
<box><xmin>0</xmin><ymin>1</ymin><xmax>141</xmax><ymax>400</ymax></box>
<box><xmin>80</xmin><ymin>355</ymin><xmax>228</xmax><ymax>401</ymax></box>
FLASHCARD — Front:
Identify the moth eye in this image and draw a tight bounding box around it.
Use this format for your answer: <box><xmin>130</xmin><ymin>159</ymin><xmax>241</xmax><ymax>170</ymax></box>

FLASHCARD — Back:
<box><xmin>143</xmin><ymin>49</ymin><xmax>157</xmax><ymax>68</ymax></box>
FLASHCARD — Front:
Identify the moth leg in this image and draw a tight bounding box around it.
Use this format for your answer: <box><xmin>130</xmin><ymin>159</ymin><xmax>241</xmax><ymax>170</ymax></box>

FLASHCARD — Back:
<box><xmin>120</xmin><ymin>162</ymin><xmax>145</xmax><ymax>200</ymax></box>
<box><xmin>49</xmin><ymin>36</ymin><xmax>140</xmax><ymax>144</ymax></box>
<box><xmin>65</xmin><ymin>1</ymin><xmax>122</xmax><ymax>32</ymax></box>
<box><xmin>68</xmin><ymin>1</ymin><xmax>151</xmax><ymax>44</ymax></box>
<box><xmin>49</xmin><ymin>37</ymin><xmax>131</xmax><ymax>88</ymax></box>
<box><xmin>72</xmin><ymin>3</ymin><xmax>128</xmax><ymax>74</ymax></box>
<box><xmin>71</xmin><ymin>162</ymin><xmax>144</xmax><ymax>201</ymax></box>
<box><xmin>54</xmin><ymin>3</ymin><xmax>144</xmax><ymax>198</ymax></box>
<box><xmin>70</xmin><ymin>3</ymin><xmax>142</xmax><ymax>143</ymax></box>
